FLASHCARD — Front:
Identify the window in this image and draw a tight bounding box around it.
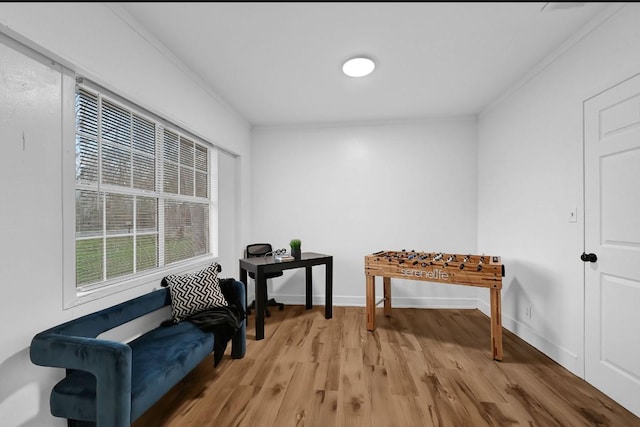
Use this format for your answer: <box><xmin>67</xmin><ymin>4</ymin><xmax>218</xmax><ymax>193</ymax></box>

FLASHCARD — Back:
<box><xmin>75</xmin><ymin>83</ymin><xmax>212</xmax><ymax>291</ymax></box>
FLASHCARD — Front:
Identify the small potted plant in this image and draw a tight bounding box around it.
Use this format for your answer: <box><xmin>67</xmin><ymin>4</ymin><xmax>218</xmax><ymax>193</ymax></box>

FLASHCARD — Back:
<box><xmin>290</xmin><ymin>239</ymin><xmax>302</xmax><ymax>259</ymax></box>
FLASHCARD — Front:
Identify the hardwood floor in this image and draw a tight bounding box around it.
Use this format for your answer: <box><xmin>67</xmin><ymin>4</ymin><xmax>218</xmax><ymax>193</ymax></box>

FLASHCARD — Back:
<box><xmin>133</xmin><ymin>305</ymin><xmax>640</xmax><ymax>427</ymax></box>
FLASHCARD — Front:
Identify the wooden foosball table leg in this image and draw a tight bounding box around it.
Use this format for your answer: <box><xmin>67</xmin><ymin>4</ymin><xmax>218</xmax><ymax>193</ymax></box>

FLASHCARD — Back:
<box><xmin>383</xmin><ymin>276</ymin><xmax>391</xmax><ymax>317</ymax></box>
<box><xmin>490</xmin><ymin>287</ymin><xmax>503</xmax><ymax>361</ymax></box>
<box><xmin>366</xmin><ymin>275</ymin><xmax>375</xmax><ymax>331</ymax></box>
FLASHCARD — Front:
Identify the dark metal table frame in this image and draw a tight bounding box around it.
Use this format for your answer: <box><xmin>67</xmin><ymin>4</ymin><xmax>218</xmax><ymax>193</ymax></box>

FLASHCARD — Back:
<box><xmin>239</xmin><ymin>252</ymin><xmax>333</xmax><ymax>340</ymax></box>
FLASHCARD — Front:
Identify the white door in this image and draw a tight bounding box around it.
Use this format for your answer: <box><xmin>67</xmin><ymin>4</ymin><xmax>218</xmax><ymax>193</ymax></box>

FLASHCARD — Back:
<box><xmin>584</xmin><ymin>72</ymin><xmax>640</xmax><ymax>418</ymax></box>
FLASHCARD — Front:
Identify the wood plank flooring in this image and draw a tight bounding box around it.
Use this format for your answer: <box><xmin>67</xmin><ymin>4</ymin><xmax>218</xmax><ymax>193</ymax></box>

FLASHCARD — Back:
<box><xmin>133</xmin><ymin>306</ymin><xmax>640</xmax><ymax>427</ymax></box>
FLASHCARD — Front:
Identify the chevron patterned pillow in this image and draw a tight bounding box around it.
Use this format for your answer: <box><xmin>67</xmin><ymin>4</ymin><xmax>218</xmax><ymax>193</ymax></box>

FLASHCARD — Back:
<box><xmin>164</xmin><ymin>263</ymin><xmax>228</xmax><ymax>323</ymax></box>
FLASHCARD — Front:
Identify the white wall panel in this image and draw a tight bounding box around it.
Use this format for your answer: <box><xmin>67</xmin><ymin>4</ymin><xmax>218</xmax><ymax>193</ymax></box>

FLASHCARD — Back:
<box><xmin>251</xmin><ymin>119</ymin><xmax>479</xmax><ymax>307</ymax></box>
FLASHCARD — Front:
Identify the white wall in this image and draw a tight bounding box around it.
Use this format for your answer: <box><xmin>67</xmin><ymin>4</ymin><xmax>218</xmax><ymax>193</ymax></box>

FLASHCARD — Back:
<box><xmin>217</xmin><ymin>149</ymin><xmax>240</xmax><ymax>273</ymax></box>
<box><xmin>0</xmin><ymin>4</ymin><xmax>250</xmax><ymax>426</ymax></box>
<box><xmin>477</xmin><ymin>3</ymin><xmax>640</xmax><ymax>376</ymax></box>
<box><xmin>251</xmin><ymin>119</ymin><xmax>479</xmax><ymax>307</ymax></box>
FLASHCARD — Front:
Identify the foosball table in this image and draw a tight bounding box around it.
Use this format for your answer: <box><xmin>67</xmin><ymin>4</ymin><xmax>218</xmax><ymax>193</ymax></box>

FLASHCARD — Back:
<box><xmin>365</xmin><ymin>250</ymin><xmax>505</xmax><ymax>361</ymax></box>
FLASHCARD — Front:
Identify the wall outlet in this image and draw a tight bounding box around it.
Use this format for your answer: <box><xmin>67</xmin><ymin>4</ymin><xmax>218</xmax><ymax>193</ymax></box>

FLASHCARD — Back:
<box><xmin>525</xmin><ymin>306</ymin><xmax>532</xmax><ymax>320</ymax></box>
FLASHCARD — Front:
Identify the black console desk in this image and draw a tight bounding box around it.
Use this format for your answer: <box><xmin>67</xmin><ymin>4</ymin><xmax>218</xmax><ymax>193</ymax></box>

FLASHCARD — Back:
<box><xmin>239</xmin><ymin>252</ymin><xmax>333</xmax><ymax>340</ymax></box>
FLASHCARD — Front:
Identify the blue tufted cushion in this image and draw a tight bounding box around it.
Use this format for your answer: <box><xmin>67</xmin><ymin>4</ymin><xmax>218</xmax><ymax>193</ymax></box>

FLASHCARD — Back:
<box><xmin>129</xmin><ymin>321</ymin><xmax>213</xmax><ymax>420</ymax></box>
<box><xmin>50</xmin><ymin>370</ymin><xmax>98</xmax><ymax>421</ymax></box>
<box><xmin>50</xmin><ymin>321</ymin><xmax>213</xmax><ymax>422</ymax></box>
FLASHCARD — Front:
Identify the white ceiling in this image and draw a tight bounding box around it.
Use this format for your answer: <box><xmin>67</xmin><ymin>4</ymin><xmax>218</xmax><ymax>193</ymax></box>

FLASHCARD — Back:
<box><xmin>118</xmin><ymin>2</ymin><xmax>612</xmax><ymax>127</ymax></box>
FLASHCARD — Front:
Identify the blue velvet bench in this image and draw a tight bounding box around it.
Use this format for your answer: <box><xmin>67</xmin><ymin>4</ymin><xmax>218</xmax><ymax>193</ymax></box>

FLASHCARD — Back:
<box><xmin>30</xmin><ymin>280</ymin><xmax>246</xmax><ymax>427</ymax></box>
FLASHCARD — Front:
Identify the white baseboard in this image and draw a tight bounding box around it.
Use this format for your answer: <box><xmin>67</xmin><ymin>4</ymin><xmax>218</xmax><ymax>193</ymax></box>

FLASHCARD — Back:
<box><xmin>269</xmin><ymin>294</ymin><xmax>476</xmax><ymax>309</ymax></box>
<box><xmin>477</xmin><ymin>299</ymin><xmax>579</xmax><ymax>374</ymax></box>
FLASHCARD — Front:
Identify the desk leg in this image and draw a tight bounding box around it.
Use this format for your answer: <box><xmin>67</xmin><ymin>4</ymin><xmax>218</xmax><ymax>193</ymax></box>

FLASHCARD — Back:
<box><xmin>305</xmin><ymin>266</ymin><xmax>313</xmax><ymax>309</ymax></box>
<box><xmin>383</xmin><ymin>277</ymin><xmax>391</xmax><ymax>317</ymax></box>
<box><xmin>366</xmin><ymin>275</ymin><xmax>375</xmax><ymax>331</ymax></box>
<box><xmin>325</xmin><ymin>258</ymin><xmax>332</xmax><ymax>319</ymax></box>
<box><xmin>239</xmin><ymin>267</ymin><xmax>248</xmax><ymax>316</ymax></box>
<box><xmin>255</xmin><ymin>270</ymin><xmax>265</xmax><ymax>340</ymax></box>
<box><xmin>490</xmin><ymin>287</ymin><xmax>503</xmax><ymax>361</ymax></box>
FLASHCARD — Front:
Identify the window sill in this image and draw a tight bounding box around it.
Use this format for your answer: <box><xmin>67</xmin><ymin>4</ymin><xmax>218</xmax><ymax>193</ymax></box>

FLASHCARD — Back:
<box><xmin>64</xmin><ymin>254</ymin><xmax>217</xmax><ymax>310</ymax></box>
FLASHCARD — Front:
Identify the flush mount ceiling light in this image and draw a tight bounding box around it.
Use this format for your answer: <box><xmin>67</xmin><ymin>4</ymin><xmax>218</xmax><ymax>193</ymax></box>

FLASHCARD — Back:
<box><xmin>342</xmin><ymin>57</ymin><xmax>375</xmax><ymax>77</ymax></box>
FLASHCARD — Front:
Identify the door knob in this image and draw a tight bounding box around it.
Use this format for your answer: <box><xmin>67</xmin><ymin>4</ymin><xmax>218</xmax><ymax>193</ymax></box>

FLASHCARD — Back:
<box><xmin>580</xmin><ymin>252</ymin><xmax>598</xmax><ymax>263</ymax></box>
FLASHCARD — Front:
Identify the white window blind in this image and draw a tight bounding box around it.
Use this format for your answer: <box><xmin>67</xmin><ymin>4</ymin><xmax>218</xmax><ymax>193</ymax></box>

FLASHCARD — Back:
<box><xmin>75</xmin><ymin>84</ymin><xmax>210</xmax><ymax>290</ymax></box>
